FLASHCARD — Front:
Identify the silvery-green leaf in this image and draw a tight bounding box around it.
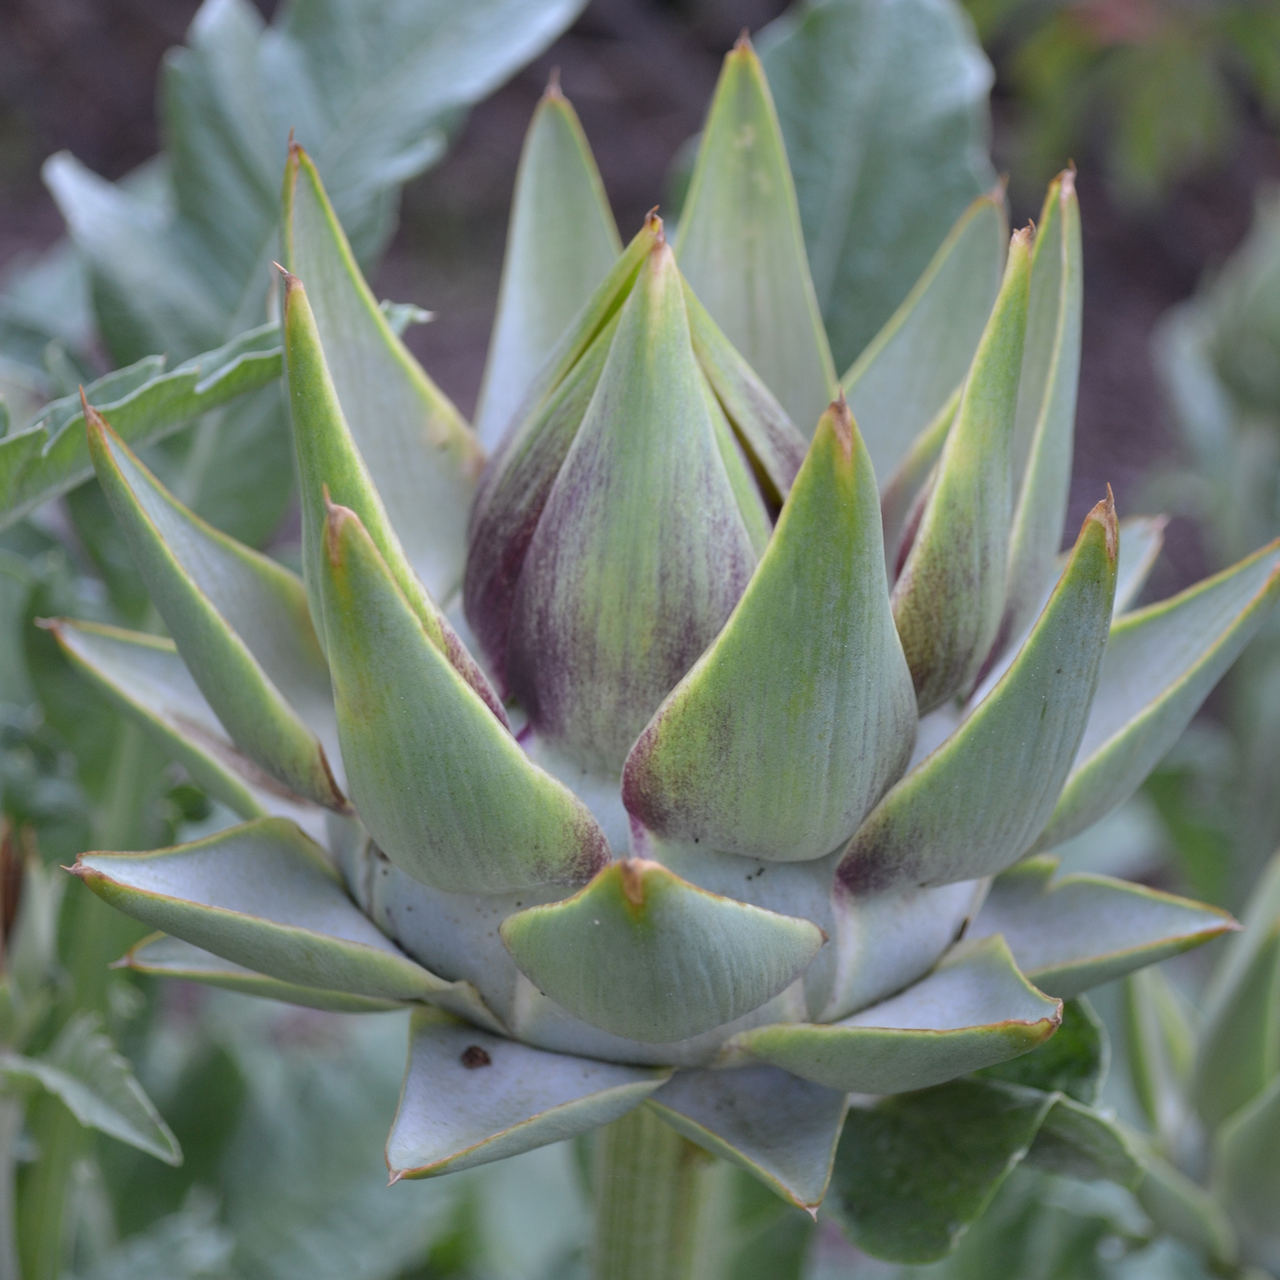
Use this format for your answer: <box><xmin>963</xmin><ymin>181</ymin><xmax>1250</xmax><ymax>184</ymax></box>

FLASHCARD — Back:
<box><xmin>72</xmin><ymin>817</ymin><xmax>501</xmax><ymax>1029</ymax></box>
<box><xmin>0</xmin><ymin>1012</ymin><xmax>180</xmax><ymax>1164</ymax></box>
<box><xmin>1193</xmin><ymin>850</ymin><xmax>1280</xmax><ymax>1129</ymax></box>
<box><xmin>676</xmin><ymin>38</ymin><xmax>835</xmax><ymax>436</ymax></box>
<box><xmin>1023</xmin><ymin>1095</ymin><xmax>1141</xmax><ymax>1186</ymax></box>
<box><xmin>1135</xmin><ymin>1142</ymin><xmax>1238</xmax><ymax>1266</ymax></box>
<box><xmin>281</xmin><ymin>269</ymin><xmax>503</xmax><ymax>719</ymax></box>
<box><xmin>733</xmin><ymin>936</ymin><xmax>1061</xmax><ymax>1094</ymax></box>
<box><xmin>879</xmin><ymin>388</ymin><xmax>954</xmax><ymax>575</ymax></box>
<box><xmin>318</xmin><ymin>499</ymin><xmax>608</xmax><ymax>894</ymax></box>
<box><xmin>500</xmin><ymin>859</ymin><xmax>824</xmax><ymax>1044</ymax></box>
<box><xmin>646</xmin><ymin>1064</ymin><xmax>847</xmax><ymax>1210</ymax></box>
<box><xmin>841</xmin><ymin>497</ymin><xmax>1117</xmax><ymax>894</ymax></box>
<box><xmin>87</xmin><ymin>408</ymin><xmax>344</xmax><ymax>809</ymax></box>
<box><xmin>386</xmin><ymin>1007</ymin><xmax>666</xmax><ymax>1179</ymax></box>
<box><xmin>683</xmin><ymin>283</ymin><xmax>808</xmax><ymax>499</ymax></box>
<box><xmin>624</xmin><ymin>398</ymin><xmax>914</xmax><ymax>861</ymax></box>
<box><xmin>283</xmin><ymin>144</ymin><xmax>483</xmax><ymax>604</ymax></box>
<box><xmin>843</xmin><ymin>191</ymin><xmax>1005</xmax><ymax>486</ymax></box>
<box><xmin>969</xmin><ymin>855</ymin><xmax>1234</xmax><ymax>999</ymax></box>
<box><xmin>1001</xmin><ymin>171</ymin><xmax>1083</xmax><ymax>647</ymax></box>
<box><xmin>1213</xmin><ymin>1073</ymin><xmax>1280</xmax><ymax>1270</ymax></box>
<box><xmin>981</xmin><ymin>997</ymin><xmax>1108</xmax><ymax>1104</ymax></box>
<box><xmin>825</xmin><ymin>1079</ymin><xmax>1052</xmax><ymax>1265</ymax></box>
<box><xmin>473</xmin><ymin>80</ymin><xmax>620</xmax><ymax>450</ymax></box>
<box><xmin>122</xmin><ymin>933</ymin><xmax>403</xmax><ymax>1013</ymax></box>
<box><xmin>1113</xmin><ymin>514</ymin><xmax>1167</xmax><ymax>615</ymax></box>
<box><xmin>464</xmin><ymin>311</ymin><xmax>620</xmax><ymax>685</ymax></box>
<box><xmin>0</xmin><ymin>324</ymin><xmax>281</xmax><ymax>530</ymax></box>
<box><xmin>506</xmin><ymin>237</ymin><xmax>761</xmax><ymax>773</ymax></box>
<box><xmin>759</xmin><ymin>0</ymin><xmax>996</xmax><ymax>374</ymax></box>
<box><xmin>46</xmin><ymin>619</ymin><xmax>327</xmax><ymax>842</ymax></box>
<box><xmin>891</xmin><ymin>231</ymin><xmax>1031</xmax><ymax>712</ymax></box>
<box><xmin>1038</xmin><ymin>538</ymin><xmax>1280</xmax><ymax>850</ymax></box>
<box><xmin>1124</xmin><ymin>966</ymin><xmax>1194</xmax><ymax>1145</ymax></box>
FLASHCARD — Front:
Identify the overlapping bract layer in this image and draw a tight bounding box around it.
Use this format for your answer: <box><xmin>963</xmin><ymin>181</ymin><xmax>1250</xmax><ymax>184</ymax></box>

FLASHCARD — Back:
<box><xmin>62</xmin><ymin>44</ymin><xmax>1265</xmax><ymax>1221</ymax></box>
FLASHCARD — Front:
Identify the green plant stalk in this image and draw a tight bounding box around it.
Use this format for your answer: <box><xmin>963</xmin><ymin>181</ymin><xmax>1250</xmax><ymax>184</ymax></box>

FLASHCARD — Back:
<box><xmin>591</xmin><ymin>1107</ymin><xmax>720</xmax><ymax>1280</ymax></box>
<box><xmin>0</xmin><ymin>1097</ymin><xmax>22</xmax><ymax>1280</ymax></box>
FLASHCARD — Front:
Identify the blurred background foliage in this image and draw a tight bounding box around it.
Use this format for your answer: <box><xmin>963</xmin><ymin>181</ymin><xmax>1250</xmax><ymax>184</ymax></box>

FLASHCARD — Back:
<box><xmin>0</xmin><ymin>0</ymin><xmax>1278</xmax><ymax>1277</ymax></box>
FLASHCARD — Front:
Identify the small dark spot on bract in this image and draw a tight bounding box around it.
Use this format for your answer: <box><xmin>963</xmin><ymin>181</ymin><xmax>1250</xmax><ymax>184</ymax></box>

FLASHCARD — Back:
<box><xmin>461</xmin><ymin>1045</ymin><xmax>492</xmax><ymax>1069</ymax></box>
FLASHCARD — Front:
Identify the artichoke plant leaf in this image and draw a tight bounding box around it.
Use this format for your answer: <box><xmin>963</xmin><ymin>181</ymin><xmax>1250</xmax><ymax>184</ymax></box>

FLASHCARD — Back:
<box><xmin>0</xmin><ymin>323</ymin><xmax>281</xmax><ymax>530</ymax></box>
<box><xmin>1040</xmin><ymin>538</ymin><xmax>1280</xmax><ymax>850</ymax></box>
<box><xmin>72</xmin><ymin>817</ymin><xmax>503</xmax><ymax>1029</ymax></box>
<box><xmin>624</xmin><ymin>398</ymin><xmax>916</xmax><ymax>862</ymax></box>
<box><xmin>47</xmin><ymin>619</ymin><xmax>327</xmax><ymax>842</ymax></box>
<box><xmin>1134</xmin><ymin>1142</ymin><xmax>1239</xmax><ymax>1266</ymax></box>
<box><xmin>1023</xmin><ymin>1094</ymin><xmax>1141</xmax><ymax>1187</ymax></box>
<box><xmin>733</xmin><ymin>935</ymin><xmax>1061</xmax><ymax>1094</ymax></box>
<box><xmin>1112</xmin><ymin>514</ymin><xmax>1167</xmax><ymax>616</ymax></box>
<box><xmin>1123</xmin><ymin>966</ymin><xmax>1195</xmax><ymax>1142</ymax></box>
<box><xmin>318</xmin><ymin>498</ymin><xmax>609</xmax><ymax>895</ymax></box>
<box><xmin>676</xmin><ymin>38</ymin><xmax>836</xmax><ymax>436</ymax></box>
<box><xmin>891</xmin><ymin>231</ymin><xmax>1032</xmax><ymax>712</ymax></box>
<box><xmin>1192</xmin><ymin>850</ymin><xmax>1280</xmax><ymax>1130</ymax></box>
<box><xmin>646</xmin><ymin>1064</ymin><xmax>847</xmax><ymax>1211</ymax></box>
<box><xmin>842</xmin><ymin>494</ymin><xmax>1117</xmax><ymax>894</ymax></box>
<box><xmin>87</xmin><ymin>409</ymin><xmax>344</xmax><ymax>809</ymax></box>
<box><xmin>387</xmin><ymin>1007</ymin><xmax>667</xmax><ymax>1179</ymax></box>
<box><xmin>843</xmin><ymin>190</ymin><xmax>1006</xmax><ymax>487</ymax></box>
<box><xmin>500</xmin><ymin>859</ymin><xmax>824</xmax><ymax>1044</ymax></box>
<box><xmin>825</xmin><ymin>1078</ymin><xmax>1054</xmax><ymax>1264</ymax></box>
<box><xmin>979</xmin><ymin>996</ymin><xmax>1108</xmax><ymax>1104</ymax></box>
<box><xmin>283</xmin><ymin>143</ymin><xmax>483</xmax><ymax>605</ymax></box>
<box><xmin>123</xmin><ymin>933</ymin><xmax>404</xmax><ymax>1013</ymax></box>
<box><xmin>1001</xmin><ymin>171</ymin><xmax>1083</xmax><ymax>648</ymax></box>
<box><xmin>0</xmin><ymin>1012</ymin><xmax>181</xmax><ymax>1164</ymax></box>
<box><xmin>759</xmin><ymin>0</ymin><xmax>996</xmax><ymax>373</ymax></box>
<box><xmin>473</xmin><ymin>80</ymin><xmax>621</xmax><ymax>450</ymax></box>
<box><xmin>1213</xmin><ymin>1072</ymin><xmax>1280</xmax><ymax>1269</ymax></box>
<box><xmin>969</xmin><ymin>855</ymin><xmax>1236</xmax><ymax>999</ymax></box>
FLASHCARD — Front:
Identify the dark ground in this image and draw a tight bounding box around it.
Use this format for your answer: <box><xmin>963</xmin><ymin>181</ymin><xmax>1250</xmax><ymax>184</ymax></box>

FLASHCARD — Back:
<box><xmin>2</xmin><ymin>0</ymin><xmax>1278</xmax><ymax>597</ymax></box>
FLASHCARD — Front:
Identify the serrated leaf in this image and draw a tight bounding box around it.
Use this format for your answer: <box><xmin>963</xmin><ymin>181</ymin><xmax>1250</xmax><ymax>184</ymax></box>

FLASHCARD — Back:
<box><xmin>1002</xmin><ymin>171</ymin><xmax>1084</xmax><ymax>651</ymax></box>
<box><xmin>0</xmin><ymin>324</ymin><xmax>281</xmax><ymax>530</ymax></box>
<box><xmin>825</xmin><ymin>1079</ymin><xmax>1052</xmax><ymax>1264</ymax></box>
<box><xmin>316</xmin><ymin>497</ymin><xmax>609</xmax><ymax>893</ymax></box>
<box><xmin>733</xmin><ymin>936</ymin><xmax>1061</xmax><ymax>1094</ymax></box>
<box><xmin>624</xmin><ymin>398</ymin><xmax>915</xmax><ymax>861</ymax></box>
<box><xmin>969</xmin><ymin>855</ymin><xmax>1234</xmax><ymax>999</ymax></box>
<box><xmin>0</xmin><ymin>1012</ymin><xmax>180</xmax><ymax>1164</ymax></box>
<box><xmin>1213</xmin><ymin>1072</ymin><xmax>1280</xmax><ymax>1270</ymax></box>
<box><xmin>47</xmin><ymin>619</ymin><xmax>327</xmax><ymax>842</ymax></box>
<box><xmin>1023</xmin><ymin>1095</ymin><xmax>1140</xmax><ymax>1187</ymax></box>
<box><xmin>980</xmin><ymin>997</ymin><xmax>1108</xmax><ymax>1104</ymax></box>
<box><xmin>281</xmin><ymin>269</ymin><xmax>503</xmax><ymax>720</ymax></box>
<box><xmin>473</xmin><ymin>80</ymin><xmax>620</xmax><ymax>449</ymax></box>
<box><xmin>841</xmin><ymin>496</ymin><xmax>1117</xmax><ymax>894</ymax></box>
<box><xmin>891</xmin><ymin>231</ymin><xmax>1031</xmax><ymax>711</ymax></box>
<box><xmin>123</xmin><ymin>933</ymin><xmax>404</xmax><ymax>1013</ymax></box>
<box><xmin>1038</xmin><ymin>539</ymin><xmax>1280</xmax><ymax>850</ymax></box>
<box><xmin>676</xmin><ymin>38</ymin><xmax>835</xmax><ymax>435</ymax></box>
<box><xmin>760</xmin><ymin>0</ymin><xmax>996</xmax><ymax>372</ymax></box>
<box><xmin>843</xmin><ymin>191</ymin><xmax>1006</xmax><ymax>487</ymax></box>
<box><xmin>283</xmin><ymin>143</ymin><xmax>482</xmax><ymax>604</ymax></box>
<box><xmin>72</xmin><ymin>817</ymin><xmax>502</xmax><ymax>1029</ymax></box>
<box><xmin>647</xmin><ymin>1064</ymin><xmax>847</xmax><ymax>1210</ymax></box>
<box><xmin>1193</xmin><ymin>849</ymin><xmax>1280</xmax><ymax>1129</ymax></box>
<box><xmin>505</xmin><ymin>236</ymin><xmax>762</xmax><ymax>773</ymax></box>
<box><xmin>87</xmin><ymin>409</ymin><xmax>344</xmax><ymax>809</ymax></box>
<box><xmin>387</xmin><ymin>1007</ymin><xmax>666</xmax><ymax>1178</ymax></box>
<box><xmin>501</xmin><ymin>859</ymin><xmax>824</xmax><ymax>1043</ymax></box>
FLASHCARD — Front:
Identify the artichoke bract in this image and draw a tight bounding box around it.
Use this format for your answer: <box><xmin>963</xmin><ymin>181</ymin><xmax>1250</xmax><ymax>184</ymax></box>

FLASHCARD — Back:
<box><xmin>64</xmin><ymin>45</ymin><xmax>1268</xmax><ymax>1221</ymax></box>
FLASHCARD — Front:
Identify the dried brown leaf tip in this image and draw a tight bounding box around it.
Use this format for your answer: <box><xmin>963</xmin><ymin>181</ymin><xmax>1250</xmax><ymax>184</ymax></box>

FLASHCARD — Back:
<box><xmin>1084</xmin><ymin>485</ymin><xmax>1118</xmax><ymax>562</ymax></box>
<box><xmin>322</xmin><ymin>486</ymin><xmax>350</xmax><ymax>566</ymax></box>
<box><xmin>544</xmin><ymin>67</ymin><xmax>563</xmax><ymax>101</ymax></box>
<box><xmin>734</xmin><ymin>28</ymin><xmax>752</xmax><ymax>51</ymax></box>
<box><xmin>827</xmin><ymin>392</ymin><xmax>854</xmax><ymax>462</ymax></box>
<box><xmin>618</xmin><ymin>859</ymin><xmax>648</xmax><ymax>907</ymax></box>
<box><xmin>643</xmin><ymin>208</ymin><xmax>665</xmax><ymax>246</ymax></box>
<box><xmin>460</xmin><ymin>1044</ymin><xmax>492</xmax><ymax>1069</ymax></box>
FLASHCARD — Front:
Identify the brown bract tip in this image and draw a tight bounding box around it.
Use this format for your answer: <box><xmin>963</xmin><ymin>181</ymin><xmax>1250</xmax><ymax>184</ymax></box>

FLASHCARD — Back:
<box><xmin>1011</xmin><ymin>223</ymin><xmax>1034</xmax><ymax>250</ymax></box>
<box><xmin>32</xmin><ymin>617</ymin><xmax>59</xmax><ymax>633</ymax></box>
<box><xmin>827</xmin><ymin>392</ymin><xmax>854</xmax><ymax>461</ymax></box>
<box><xmin>544</xmin><ymin>67</ymin><xmax>563</xmax><ymax>100</ymax></box>
<box><xmin>618</xmin><ymin>859</ymin><xmax>647</xmax><ymax>907</ymax></box>
<box><xmin>272</xmin><ymin>261</ymin><xmax>299</xmax><ymax>292</ymax></box>
<box><xmin>387</xmin><ymin>1171</ymin><xmax>403</xmax><ymax>1186</ymax></box>
<box><xmin>734</xmin><ymin>28</ymin><xmax>752</xmax><ymax>51</ymax></box>
<box><xmin>322</xmin><ymin>485</ymin><xmax>349</xmax><ymax>566</ymax></box>
<box><xmin>644</xmin><ymin>207</ymin><xmax>665</xmax><ymax>245</ymax></box>
<box><xmin>1086</xmin><ymin>485</ymin><xmax>1118</xmax><ymax>562</ymax></box>
<box><xmin>988</xmin><ymin>174</ymin><xmax>1009</xmax><ymax>207</ymax></box>
<box><xmin>1059</xmin><ymin>165</ymin><xmax>1076</xmax><ymax>200</ymax></box>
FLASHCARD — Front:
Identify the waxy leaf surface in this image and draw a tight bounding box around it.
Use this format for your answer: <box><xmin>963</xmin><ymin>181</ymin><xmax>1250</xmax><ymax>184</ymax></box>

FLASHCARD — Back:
<box><xmin>1214</xmin><ymin>1073</ymin><xmax>1280</xmax><ymax>1270</ymax></box>
<box><xmin>1024</xmin><ymin>1094</ymin><xmax>1140</xmax><ymax>1186</ymax></box>
<box><xmin>500</xmin><ymin>859</ymin><xmax>824</xmax><ymax>1043</ymax></box>
<box><xmin>317</xmin><ymin>500</ymin><xmax>609</xmax><ymax>894</ymax></box>
<box><xmin>387</xmin><ymin>1008</ymin><xmax>666</xmax><ymax>1178</ymax></box>
<box><xmin>842</xmin><ymin>498</ymin><xmax>1117</xmax><ymax>894</ymax></box>
<box><xmin>625</xmin><ymin>399</ymin><xmax>915</xmax><ymax>861</ymax></box>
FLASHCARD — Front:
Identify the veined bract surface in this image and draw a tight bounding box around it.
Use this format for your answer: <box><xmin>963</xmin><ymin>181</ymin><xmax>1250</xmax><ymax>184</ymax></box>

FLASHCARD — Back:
<box><xmin>64</xmin><ymin>41</ymin><xmax>1265</xmax><ymax>1234</ymax></box>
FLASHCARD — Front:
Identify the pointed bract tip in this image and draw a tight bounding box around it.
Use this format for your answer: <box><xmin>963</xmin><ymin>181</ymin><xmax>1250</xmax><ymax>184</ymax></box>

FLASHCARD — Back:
<box><xmin>1085</xmin><ymin>486</ymin><xmax>1119</xmax><ymax>563</ymax></box>
<box><xmin>32</xmin><ymin>617</ymin><xmax>59</xmax><ymax>633</ymax></box>
<box><xmin>273</xmin><ymin>262</ymin><xmax>300</xmax><ymax>293</ymax></box>
<box><xmin>825</xmin><ymin>393</ymin><xmax>855</xmax><ymax>461</ymax></box>
<box><xmin>618</xmin><ymin>859</ymin><xmax>647</xmax><ymax>907</ymax></box>
<box><xmin>988</xmin><ymin>173</ymin><xmax>1010</xmax><ymax>206</ymax></box>
<box><xmin>804</xmin><ymin>1205</ymin><xmax>819</xmax><ymax>1222</ymax></box>
<box><xmin>322</xmin><ymin>487</ymin><xmax>356</xmax><ymax>567</ymax></box>
<box><xmin>1059</xmin><ymin>165</ymin><xmax>1076</xmax><ymax>199</ymax></box>
<box><xmin>1011</xmin><ymin>223</ymin><xmax>1034</xmax><ymax>251</ymax></box>
<box><xmin>543</xmin><ymin>66</ymin><xmax>563</xmax><ymax>100</ymax></box>
<box><xmin>734</xmin><ymin>28</ymin><xmax>753</xmax><ymax>51</ymax></box>
<box><xmin>387</xmin><ymin>1170</ymin><xmax>403</xmax><ymax>1186</ymax></box>
<box><xmin>643</xmin><ymin>207</ymin><xmax>665</xmax><ymax>244</ymax></box>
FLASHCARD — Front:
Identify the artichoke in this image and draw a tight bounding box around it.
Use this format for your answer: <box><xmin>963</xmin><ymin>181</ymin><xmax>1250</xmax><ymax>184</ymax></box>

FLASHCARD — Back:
<box><xmin>57</xmin><ymin>41</ymin><xmax>1274</xmax><ymax>1260</ymax></box>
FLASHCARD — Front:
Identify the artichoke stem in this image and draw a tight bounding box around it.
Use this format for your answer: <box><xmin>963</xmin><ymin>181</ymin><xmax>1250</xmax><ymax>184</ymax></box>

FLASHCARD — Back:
<box><xmin>591</xmin><ymin>1107</ymin><xmax>720</xmax><ymax>1280</ymax></box>
<box><xmin>0</xmin><ymin>1098</ymin><xmax>21</xmax><ymax>1280</ymax></box>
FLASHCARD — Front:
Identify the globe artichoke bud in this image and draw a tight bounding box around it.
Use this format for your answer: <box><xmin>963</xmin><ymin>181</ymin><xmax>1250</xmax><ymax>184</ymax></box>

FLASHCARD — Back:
<box><xmin>60</xmin><ymin>40</ymin><xmax>1274</xmax><ymax>1248</ymax></box>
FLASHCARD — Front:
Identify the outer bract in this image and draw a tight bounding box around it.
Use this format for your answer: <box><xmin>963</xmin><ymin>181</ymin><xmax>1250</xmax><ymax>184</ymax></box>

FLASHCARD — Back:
<box><xmin>69</xmin><ymin>48</ymin><xmax>1259</xmax><ymax>1241</ymax></box>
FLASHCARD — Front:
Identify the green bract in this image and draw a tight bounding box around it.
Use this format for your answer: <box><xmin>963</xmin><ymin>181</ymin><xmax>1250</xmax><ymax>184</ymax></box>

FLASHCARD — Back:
<box><xmin>65</xmin><ymin>43</ymin><xmax>1264</xmax><ymax>1241</ymax></box>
